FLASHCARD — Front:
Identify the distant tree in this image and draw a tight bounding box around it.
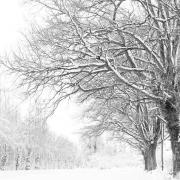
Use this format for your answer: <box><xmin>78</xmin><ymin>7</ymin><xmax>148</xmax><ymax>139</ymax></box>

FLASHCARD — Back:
<box><xmin>15</xmin><ymin>102</ymin><xmax>81</xmax><ymax>169</ymax></box>
<box><xmin>81</xmin><ymin>135</ymin><xmax>100</xmax><ymax>154</ymax></box>
<box><xmin>15</xmin><ymin>148</ymin><xmax>20</xmax><ymax>170</ymax></box>
<box><xmin>0</xmin><ymin>90</ymin><xmax>21</xmax><ymax>170</ymax></box>
<box><xmin>25</xmin><ymin>148</ymin><xmax>31</xmax><ymax>170</ymax></box>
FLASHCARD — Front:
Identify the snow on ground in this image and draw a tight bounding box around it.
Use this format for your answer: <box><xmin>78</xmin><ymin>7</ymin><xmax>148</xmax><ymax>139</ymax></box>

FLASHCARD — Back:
<box><xmin>0</xmin><ymin>168</ymin><xmax>173</xmax><ymax>180</ymax></box>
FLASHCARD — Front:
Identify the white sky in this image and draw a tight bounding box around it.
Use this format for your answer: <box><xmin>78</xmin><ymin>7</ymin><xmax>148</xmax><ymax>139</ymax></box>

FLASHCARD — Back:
<box><xmin>0</xmin><ymin>0</ymin><xmax>25</xmax><ymax>51</ymax></box>
<box><xmin>0</xmin><ymin>0</ymin><xmax>84</xmax><ymax>143</ymax></box>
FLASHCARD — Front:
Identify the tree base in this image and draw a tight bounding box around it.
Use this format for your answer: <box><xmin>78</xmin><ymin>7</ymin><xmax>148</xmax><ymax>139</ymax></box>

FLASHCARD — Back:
<box><xmin>143</xmin><ymin>144</ymin><xmax>157</xmax><ymax>171</ymax></box>
<box><xmin>173</xmin><ymin>142</ymin><xmax>180</xmax><ymax>177</ymax></box>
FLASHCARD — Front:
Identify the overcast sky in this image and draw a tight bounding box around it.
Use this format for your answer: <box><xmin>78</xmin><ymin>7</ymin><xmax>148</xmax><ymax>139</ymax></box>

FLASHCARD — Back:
<box><xmin>0</xmin><ymin>1</ymin><xmax>24</xmax><ymax>51</ymax></box>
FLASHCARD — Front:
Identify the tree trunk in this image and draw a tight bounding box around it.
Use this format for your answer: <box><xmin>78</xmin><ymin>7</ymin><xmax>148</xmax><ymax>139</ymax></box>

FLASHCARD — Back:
<box><xmin>15</xmin><ymin>148</ymin><xmax>20</xmax><ymax>170</ymax></box>
<box><xmin>143</xmin><ymin>143</ymin><xmax>157</xmax><ymax>171</ymax></box>
<box><xmin>172</xmin><ymin>141</ymin><xmax>180</xmax><ymax>177</ymax></box>
<box><xmin>161</xmin><ymin>98</ymin><xmax>180</xmax><ymax>176</ymax></box>
<box><xmin>168</xmin><ymin>123</ymin><xmax>180</xmax><ymax>176</ymax></box>
<box><xmin>25</xmin><ymin>148</ymin><xmax>31</xmax><ymax>170</ymax></box>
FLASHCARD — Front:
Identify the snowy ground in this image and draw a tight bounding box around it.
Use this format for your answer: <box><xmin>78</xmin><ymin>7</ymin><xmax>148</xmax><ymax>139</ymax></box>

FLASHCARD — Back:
<box><xmin>0</xmin><ymin>168</ymin><xmax>173</xmax><ymax>180</ymax></box>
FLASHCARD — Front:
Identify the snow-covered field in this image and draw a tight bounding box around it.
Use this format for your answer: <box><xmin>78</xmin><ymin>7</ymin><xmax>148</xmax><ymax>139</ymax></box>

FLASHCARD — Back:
<box><xmin>0</xmin><ymin>168</ymin><xmax>173</xmax><ymax>180</ymax></box>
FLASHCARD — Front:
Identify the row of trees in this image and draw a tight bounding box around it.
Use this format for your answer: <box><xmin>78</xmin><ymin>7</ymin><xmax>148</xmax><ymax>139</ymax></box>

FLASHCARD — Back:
<box><xmin>82</xmin><ymin>98</ymin><xmax>162</xmax><ymax>171</ymax></box>
<box><xmin>0</xmin><ymin>90</ymin><xmax>80</xmax><ymax>170</ymax></box>
<box><xmin>3</xmin><ymin>0</ymin><xmax>180</xmax><ymax>177</ymax></box>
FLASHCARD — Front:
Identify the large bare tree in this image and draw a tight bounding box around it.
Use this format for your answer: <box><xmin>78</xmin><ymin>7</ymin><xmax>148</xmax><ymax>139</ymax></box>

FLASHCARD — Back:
<box><xmin>5</xmin><ymin>0</ymin><xmax>180</xmax><ymax>176</ymax></box>
<box><xmin>82</xmin><ymin>95</ymin><xmax>161</xmax><ymax>171</ymax></box>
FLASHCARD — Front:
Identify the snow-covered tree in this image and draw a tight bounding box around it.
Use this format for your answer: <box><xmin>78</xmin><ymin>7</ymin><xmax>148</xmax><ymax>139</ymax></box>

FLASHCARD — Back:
<box><xmin>5</xmin><ymin>0</ymin><xmax>180</xmax><ymax>176</ymax></box>
<box><xmin>82</xmin><ymin>97</ymin><xmax>161</xmax><ymax>170</ymax></box>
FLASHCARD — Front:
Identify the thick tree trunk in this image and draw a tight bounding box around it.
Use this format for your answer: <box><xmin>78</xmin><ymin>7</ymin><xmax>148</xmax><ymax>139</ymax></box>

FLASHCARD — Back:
<box><xmin>161</xmin><ymin>98</ymin><xmax>180</xmax><ymax>176</ymax></box>
<box><xmin>171</xmin><ymin>141</ymin><xmax>180</xmax><ymax>176</ymax></box>
<box><xmin>168</xmin><ymin>124</ymin><xmax>180</xmax><ymax>176</ymax></box>
<box><xmin>143</xmin><ymin>143</ymin><xmax>157</xmax><ymax>171</ymax></box>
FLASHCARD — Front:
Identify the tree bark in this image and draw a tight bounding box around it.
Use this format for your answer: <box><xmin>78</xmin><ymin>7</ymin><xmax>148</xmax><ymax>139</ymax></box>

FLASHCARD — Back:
<box><xmin>161</xmin><ymin>98</ymin><xmax>180</xmax><ymax>176</ymax></box>
<box><xmin>168</xmin><ymin>123</ymin><xmax>180</xmax><ymax>176</ymax></box>
<box><xmin>172</xmin><ymin>141</ymin><xmax>180</xmax><ymax>177</ymax></box>
<box><xmin>143</xmin><ymin>143</ymin><xmax>157</xmax><ymax>171</ymax></box>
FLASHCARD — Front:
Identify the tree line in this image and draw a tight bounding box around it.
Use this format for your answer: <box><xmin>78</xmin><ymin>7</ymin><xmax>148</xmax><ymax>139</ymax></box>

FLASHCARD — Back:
<box><xmin>0</xmin><ymin>90</ymin><xmax>81</xmax><ymax>170</ymax></box>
